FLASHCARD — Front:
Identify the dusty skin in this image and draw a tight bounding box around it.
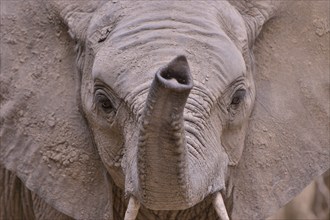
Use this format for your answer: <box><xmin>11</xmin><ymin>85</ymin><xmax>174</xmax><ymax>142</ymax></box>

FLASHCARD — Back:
<box><xmin>269</xmin><ymin>171</ymin><xmax>330</xmax><ymax>220</ymax></box>
<box><xmin>0</xmin><ymin>0</ymin><xmax>329</xmax><ymax>220</ymax></box>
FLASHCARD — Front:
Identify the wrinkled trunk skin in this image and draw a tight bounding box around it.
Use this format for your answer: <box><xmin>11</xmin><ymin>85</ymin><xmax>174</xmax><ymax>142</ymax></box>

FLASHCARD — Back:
<box><xmin>135</xmin><ymin>56</ymin><xmax>194</xmax><ymax>210</ymax></box>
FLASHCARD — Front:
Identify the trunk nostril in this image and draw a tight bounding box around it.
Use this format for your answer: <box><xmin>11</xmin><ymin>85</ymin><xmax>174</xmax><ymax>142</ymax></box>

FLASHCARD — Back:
<box><xmin>162</xmin><ymin>72</ymin><xmax>187</xmax><ymax>85</ymax></box>
<box><xmin>156</xmin><ymin>55</ymin><xmax>193</xmax><ymax>91</ymax></box>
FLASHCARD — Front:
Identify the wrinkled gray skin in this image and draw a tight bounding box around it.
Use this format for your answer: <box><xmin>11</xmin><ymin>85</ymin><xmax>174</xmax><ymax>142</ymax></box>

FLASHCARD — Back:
<box><xmin>1</xmin><ymin>0</ymin><xmax>329</xmax><ymax>219</ymax></box>
<box><xmin>73</xmin><ymin>1</ymin><xmax>257</xmax><ymax>217</ymax></box>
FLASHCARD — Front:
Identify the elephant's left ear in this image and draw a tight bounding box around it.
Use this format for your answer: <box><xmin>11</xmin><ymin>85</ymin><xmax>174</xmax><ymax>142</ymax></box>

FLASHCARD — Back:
<box><xmin>1</xmin><ymin>1</ymin><xmax>112</xmax><ymax>219</ymax></box>
<box><xmin>49</xmin><ymin>0</ymin><xmax>104</xmax><ymax>40</ymax></box>
<box><xmin>230</xmin><ymin>1</ymin><xmax>329</xmax><ymax>219</ymax></box>
<box><xmin>229</xmin><ymin>0</ymin><xmax>281</xmax><ymax>46</ymax></box>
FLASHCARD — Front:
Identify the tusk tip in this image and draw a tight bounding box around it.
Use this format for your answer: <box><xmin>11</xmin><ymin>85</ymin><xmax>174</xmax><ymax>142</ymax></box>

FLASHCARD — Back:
<box><xmin>213</xmin><ymin>192</ymin><xmax>230</xmax><ymax>220</ymax></box>
<box><xmin>124</xmin><ymin>196</ymin><xmax>141</xmax><ymax>220</ymax></box>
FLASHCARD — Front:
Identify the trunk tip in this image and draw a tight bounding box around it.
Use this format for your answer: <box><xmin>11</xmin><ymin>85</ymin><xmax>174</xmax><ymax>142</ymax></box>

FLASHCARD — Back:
<box><xmin>156</xmin><ymin>55</ymin><xmax>193</xmax><ymax>90</ymax></box>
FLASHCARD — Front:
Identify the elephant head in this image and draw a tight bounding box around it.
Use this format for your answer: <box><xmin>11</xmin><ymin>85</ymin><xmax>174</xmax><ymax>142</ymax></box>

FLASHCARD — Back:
<box><xmin>1</xmin><ymin>0</ymin><xmax>329</xmax><ymax>219</ymax></box>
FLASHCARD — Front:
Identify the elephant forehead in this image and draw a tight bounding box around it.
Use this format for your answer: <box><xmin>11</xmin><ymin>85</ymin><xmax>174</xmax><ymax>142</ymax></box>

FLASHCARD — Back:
<box><xmin>91</xmin><ymin>1</ymin><xmax>246</xmax><ymax>99</ymax></box>
<box><xmin>92</xmin><ymin>41</ymin><xmax>245</xmax><ymax>100</ymax></box>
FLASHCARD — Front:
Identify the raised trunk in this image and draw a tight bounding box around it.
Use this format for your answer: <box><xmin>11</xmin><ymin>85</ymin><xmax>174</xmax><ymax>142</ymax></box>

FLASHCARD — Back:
<box><xmin>136</xmin><ymin>55</ymin><xmax>193</xmax><ymax>210</ymax></box>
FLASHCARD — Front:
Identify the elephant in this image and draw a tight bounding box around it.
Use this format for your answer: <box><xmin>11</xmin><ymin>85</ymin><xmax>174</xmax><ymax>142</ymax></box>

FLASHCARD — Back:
<box><xmin>0</xmin><ymin>0</ymin><xmax>329</xmax><ymax>219</ymax></box>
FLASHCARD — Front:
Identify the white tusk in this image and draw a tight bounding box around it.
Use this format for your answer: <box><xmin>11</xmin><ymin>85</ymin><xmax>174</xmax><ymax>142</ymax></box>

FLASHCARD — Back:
<box><xmin>124</xmin><ymin>196</ymin><xmax>141</xmax><ymax>220</ymax></box>
<box><xmin>213</xmin><ymin>192</ymin><xmax>230</xmax><ymax>220</ymax></box>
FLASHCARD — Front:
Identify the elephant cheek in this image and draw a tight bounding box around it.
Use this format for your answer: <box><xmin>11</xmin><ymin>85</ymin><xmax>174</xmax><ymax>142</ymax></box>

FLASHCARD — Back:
<box><xmin>221</xmin><ymin>123</ymin><xmax>248</xmax><ymax>165</ymax></box>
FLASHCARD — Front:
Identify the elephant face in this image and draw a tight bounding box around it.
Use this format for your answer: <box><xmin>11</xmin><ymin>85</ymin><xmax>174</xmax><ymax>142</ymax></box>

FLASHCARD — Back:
<box><xmin>80</xmin><ymin>1</ymin><xmax>254</xmax><ymax>211</ymax></box>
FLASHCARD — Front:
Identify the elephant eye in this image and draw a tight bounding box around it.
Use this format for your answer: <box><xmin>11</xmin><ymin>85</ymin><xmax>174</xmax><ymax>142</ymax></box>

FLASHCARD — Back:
<box><xmin>95</xmin><ymin>91</ymin><xmax>114</xmax><ymax>114</ymax></box>
<box><xmin>100</xmin><ymin>97</ymin><xmax>113</xmax><ymax>110</ymax></box>
<box><xmin>231</xmin><ymin>89</ymin><xmax>246</xmax><ymax>106</ymax></box>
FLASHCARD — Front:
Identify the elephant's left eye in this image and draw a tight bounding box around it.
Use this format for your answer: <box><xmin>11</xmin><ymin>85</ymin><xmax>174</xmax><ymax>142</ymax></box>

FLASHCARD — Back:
<box><xmin>230</xmin><ymin>89</ymin><xmax>246</xmax><ymax>108</ymax></box>
<box><xmin>95</xmin><ymin>91</ymin><xmax>114</xmax><ymax>114</ymax></box>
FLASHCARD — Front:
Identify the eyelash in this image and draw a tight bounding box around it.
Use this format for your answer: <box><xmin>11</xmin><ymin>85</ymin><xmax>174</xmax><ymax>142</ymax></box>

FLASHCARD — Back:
<box><xmin>230</xmin><ymin>89</ymin><xmax>246</xmax><ymax>108</ymax></box>
<box><xmin>94</xmin><ymin>89</ymin><xmax>115</xmax><ymax>115</ymax></box>
<box><xmin>225</xmin><ymin>88</ymin><xmax>248</xmax><ymax>123</ymax></box>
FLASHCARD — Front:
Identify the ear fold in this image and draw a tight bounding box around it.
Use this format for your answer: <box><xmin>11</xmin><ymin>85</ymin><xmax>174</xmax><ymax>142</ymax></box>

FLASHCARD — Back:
<box><xmin>230</xmin><ymin>1</ymin><xmax>329</xmax><ymax>219</ymax></box>
<box><xmin>0</xmin><ymin>1</ymin><xmax>112</xmax><ymax>219</ymax></box>
<box><xmin>229</xmin><ymin>0</ymin><xmax>281</xmax><ymax>46</ymax></box>
<box><xmin>49</xmin><ymin>0</ymin><xmax>104</xmax><ymax>40</ymax></box>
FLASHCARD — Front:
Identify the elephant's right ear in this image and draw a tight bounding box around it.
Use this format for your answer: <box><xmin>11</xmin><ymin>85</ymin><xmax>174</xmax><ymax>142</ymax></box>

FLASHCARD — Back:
<box><xmin>49</xmin><ymin>0</ymin><xmax>104</xmax><ymax>40</ymax></box>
